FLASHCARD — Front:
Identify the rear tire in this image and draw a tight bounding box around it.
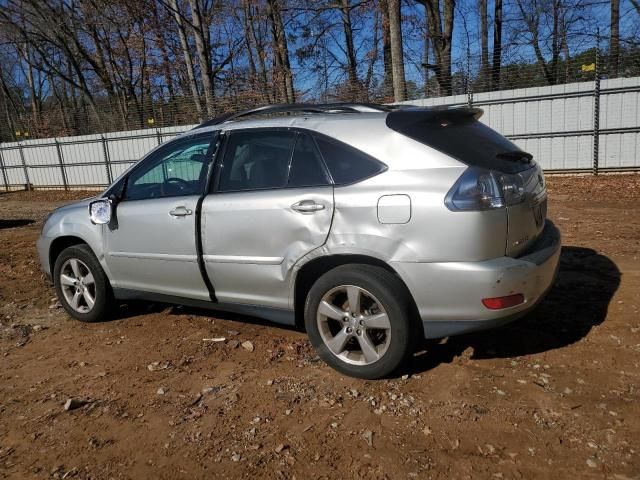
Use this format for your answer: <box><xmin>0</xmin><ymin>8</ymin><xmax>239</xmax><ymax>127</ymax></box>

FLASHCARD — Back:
<box><xmin>304</xmin><ymin>264</ymin><xmax>417</xmax><ymax>379</ymax></box>
<box><xmin>53</xmin><ymin>244</ymin><xmax>113</xmax><ymax>323</ymax></box>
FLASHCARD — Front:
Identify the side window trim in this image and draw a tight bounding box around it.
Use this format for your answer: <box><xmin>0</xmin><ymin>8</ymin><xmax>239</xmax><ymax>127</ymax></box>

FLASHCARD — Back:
<box><xmin>309</xmin><ymin>134</ymin><xmax>334</xmax><ymax>185</ymax></box>
<box><xmin>122</xmin><ymin>132</ymin><xmax>218</xmax><ymax>202</ymax></box>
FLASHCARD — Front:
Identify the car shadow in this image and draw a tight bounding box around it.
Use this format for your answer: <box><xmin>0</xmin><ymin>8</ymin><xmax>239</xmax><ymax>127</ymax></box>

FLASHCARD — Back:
<box><xmin>111</xmin><ymin>301</ymin><xmax>300</xmax><ymax>333</ymax></box>
<box><xmin>0</xmin><ymin>219</ymin><xmax>35</xmax><ymax>229</ymax></box>
<box><xmin>104</xmin><ymin>245</ymin><xmax>620</xmax><ymax>378</ymax></box>
<box><xmin>404</xmin><ymin>246</ymin><xmax>621</xmax><ymax>375</ymax></box>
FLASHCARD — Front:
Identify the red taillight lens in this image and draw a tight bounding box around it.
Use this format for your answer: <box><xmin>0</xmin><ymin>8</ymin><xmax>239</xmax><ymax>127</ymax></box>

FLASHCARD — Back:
<box><xmin>482</xmin><ymin>294</ymin><xmax>524</xmax><ymax>310</ymax></box>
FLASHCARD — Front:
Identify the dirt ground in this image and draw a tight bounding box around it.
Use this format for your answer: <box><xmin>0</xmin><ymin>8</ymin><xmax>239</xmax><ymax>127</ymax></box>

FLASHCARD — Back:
<box><xmin>0</xmin><ymin>175</ymin><xmax>639</xmax><ymax>480</ymax></box>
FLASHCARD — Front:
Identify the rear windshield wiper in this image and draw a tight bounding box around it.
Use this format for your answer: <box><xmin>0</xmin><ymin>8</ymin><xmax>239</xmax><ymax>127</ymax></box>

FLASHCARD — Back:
<box><xmin>496</xmin><ymin>150</ymin><xmax>533</xmax><ymax>163</ymax></box>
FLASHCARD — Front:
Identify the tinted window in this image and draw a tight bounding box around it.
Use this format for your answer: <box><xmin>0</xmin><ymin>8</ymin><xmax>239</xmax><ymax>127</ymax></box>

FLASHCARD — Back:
<box><xmin>218</xmin><ymin>131</ymin><xmax>296</xmax><ymax>192</ymax></box>
<box><xmin>314</xmin><ymin>137</ymin><xmax>385</xmax><ymax>184</ymax></box>
<box><xmin>288</xmin><ymin>134</ymin><xmax>329</xmax><ymax>187</ymax></box>
<box><xmin>388</xmin><ymin>112</ymin><xmax>531</xmax><ymax>174</ymax></box>
<box><xmin>125</xmin><ymin>135</ymin><xmax>214</xmax><ymax>200</ymax></box>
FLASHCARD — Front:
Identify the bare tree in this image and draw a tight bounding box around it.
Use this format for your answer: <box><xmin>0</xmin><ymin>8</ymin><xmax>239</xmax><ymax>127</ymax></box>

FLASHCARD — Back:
<box><xmin>479</xmin><ymin>0</ymin><xmax>489</xmax><ymax>90</ymax></box>
<box><xmin>188</xmin><ymin>0</ymin><xmax>215</xmax><ymax>116</ymax></box>
<box><xmin>166</xmin><ymin>0</ymin><xmax>203</xmax><ymax>118</ymax></box>
<box><xmin>387</xmin><ymin>0</ymin><xmax>407</xmax><ymax>101</ymax></box>
<box><xmin>266</xmin><ymin>0</ymin><xmax>295</xmax><ymax>103</ymax></box>
<box><xmin>492</xmin><ymin>0</ymin><xmax>502</xmax><ymax>90</ymax></box>
<box><xmin>415</xmin><ymin>0</ymin><xmax>455</xmax><ymax>96</ymax></box>
<box><xmin>340</xmin><ymin>0</ymin><xmax>360</xmax><ymax>95</ymax></box>
<box><xmin>515</xmin><ymin>0</ymin><xmax>562</xmax><ymax>85</ymax></box>
<box><xmin>243</xmin><ymin>1</ymin><xmax>272</xmax><ymax>103</ymax></box>
<box><xmin>380</xmin><ymin>0</ymin><xmax>394</xmax><ymax>99</ymax></box>
<box><xmin>609</xmin><ymin>0</ymin><xmax>619</xmax><ymax>76</ymax></box>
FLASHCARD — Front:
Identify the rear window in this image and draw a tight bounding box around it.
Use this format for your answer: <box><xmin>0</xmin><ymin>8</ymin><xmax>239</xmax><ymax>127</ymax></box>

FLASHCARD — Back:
<box><xmin>388</xmin><ymin>111</ymin><xmax>532</xmax><ymax>174</ymax></box>
<box><xmin>314</xmin><ymin>136</ymin><xmax>386</xmax><ymax>185</ymax></box>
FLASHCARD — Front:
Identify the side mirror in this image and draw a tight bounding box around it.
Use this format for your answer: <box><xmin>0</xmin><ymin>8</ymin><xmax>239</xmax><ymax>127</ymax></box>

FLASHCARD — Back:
<box><xmin>89</xmin><ymin>198</ymin><xmax>112</xmax><ymax>225</ymax></box>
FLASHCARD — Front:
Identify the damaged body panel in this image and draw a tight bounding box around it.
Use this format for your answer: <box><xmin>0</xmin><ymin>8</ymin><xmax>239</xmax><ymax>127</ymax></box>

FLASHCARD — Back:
<box><xmin>38</xmin><ymin>103</ymin><xmax>561</xmax><ymax>379</ymax></box>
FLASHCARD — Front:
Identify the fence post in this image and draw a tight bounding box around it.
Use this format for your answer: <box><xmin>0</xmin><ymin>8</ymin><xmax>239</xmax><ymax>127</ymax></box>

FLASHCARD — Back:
<box><xmin>592</xmin><ymin>41</ymin><xmax>601</xmax><ymax>176</ymax></box>
<box><xmin>101</xmin><ymin>135</ymin><xmax>113</xmax><ymax>184</ymax></box>
<box><xmin>18</xmin><ymin>143</ymin><xmax>31</xmax><ymax>191</ymax></box>
<box><xmin>0</xmin><ymin>146</ymin><xmax>9</xmax><ymax>191</ymax></box>
<box><xmin>156</xmin><ymin>128</ymin><xmax>162</xmax><ymax>145</ymax></box>
<box><xmin>54</xmin><ymin>139</ymin><xmax>69</xmax><ymax>190</ymax></box>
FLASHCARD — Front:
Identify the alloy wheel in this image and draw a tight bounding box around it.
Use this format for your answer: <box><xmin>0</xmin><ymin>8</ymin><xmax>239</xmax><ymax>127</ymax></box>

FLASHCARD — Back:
<box><xmin>316</xmin><ymin>285</ymin><xmax>391</xmax><ymax>366</ymax></box>
<box><xmin>59</xmin><ymin>258</ymin><xmax>96</xmax><ymax>313</ymax></box>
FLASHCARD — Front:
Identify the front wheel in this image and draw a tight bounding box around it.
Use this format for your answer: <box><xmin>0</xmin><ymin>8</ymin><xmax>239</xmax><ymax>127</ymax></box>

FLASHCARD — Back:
<box><xmin>304</xmin><ymin>265</ymin><xmax>417</xmax><ymax>379</ymax></box>
<box><xmin>53</xmin><ymin>244</ymin><xmax>113</xmax><ymax>322</ymax></box>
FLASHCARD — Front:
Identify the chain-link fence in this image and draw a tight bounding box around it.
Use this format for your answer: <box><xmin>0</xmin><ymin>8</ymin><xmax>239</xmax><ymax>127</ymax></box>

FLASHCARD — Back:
<box><xmin>1</xmin><ymin>47</ymin><xmax>639</xmax><ymax>191</ymax></box>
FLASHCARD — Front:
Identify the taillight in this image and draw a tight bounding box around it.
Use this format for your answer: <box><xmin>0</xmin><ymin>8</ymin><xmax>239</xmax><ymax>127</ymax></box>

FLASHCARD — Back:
<box><xmin>445</xmin><ymin>168</ymin><xmax>525</xmax><ymax>211</ymax></box>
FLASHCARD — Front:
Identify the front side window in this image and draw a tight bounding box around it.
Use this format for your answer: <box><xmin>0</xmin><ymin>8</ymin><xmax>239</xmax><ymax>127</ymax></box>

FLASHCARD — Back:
<box><xmin>125</xmin><ymin>134</ymin><xmax>215</xmax><ymax>200</ymax></box>
<box><xmin>218</xmin><ymin>130</ymin><xmax>329</xmax><ymax>192</ymax></box>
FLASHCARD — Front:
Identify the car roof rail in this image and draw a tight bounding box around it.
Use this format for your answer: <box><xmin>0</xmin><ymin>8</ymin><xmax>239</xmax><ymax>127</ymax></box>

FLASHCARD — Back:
<box><xmin>192</xmin><ymin>102</ymin><xmax>394</xmax><ymax>130</ymax></box>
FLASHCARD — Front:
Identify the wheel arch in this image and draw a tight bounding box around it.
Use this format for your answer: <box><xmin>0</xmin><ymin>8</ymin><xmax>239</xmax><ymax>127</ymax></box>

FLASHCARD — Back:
<box><xmin>293</xmin><ymin>254</ymin><xmax>420</xmax><ymax>330</ymax></box>
<box><xmin>49</xmin><ymin>236</ymin><xmax>90</xmax><ymax>275</ymax></box>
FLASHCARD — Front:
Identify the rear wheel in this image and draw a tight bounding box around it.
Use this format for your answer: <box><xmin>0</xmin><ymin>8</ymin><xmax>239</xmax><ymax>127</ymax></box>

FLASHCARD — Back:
<box><xmin>53</xmin><ymin>244</ymin><xmax>113</xmax><ymax>322</ymax></box>
<box><xmin>304</xmin><ymin>265</ymin><xmax>416</xmax><ymax>379</ymax></box>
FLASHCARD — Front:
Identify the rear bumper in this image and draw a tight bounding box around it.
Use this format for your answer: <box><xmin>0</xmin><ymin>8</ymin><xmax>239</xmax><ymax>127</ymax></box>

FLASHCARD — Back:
<box><xmin>392</xmin><ymin>220</ymin><xmax>561</xmax><ymax>339</ymax></box>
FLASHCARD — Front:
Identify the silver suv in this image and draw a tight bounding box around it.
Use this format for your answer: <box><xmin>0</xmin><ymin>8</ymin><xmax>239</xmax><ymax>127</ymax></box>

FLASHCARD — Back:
<box><xmin>37</xmin><ymin>103</ymin><xmax>561</xmax><ymax>379</ymax></box>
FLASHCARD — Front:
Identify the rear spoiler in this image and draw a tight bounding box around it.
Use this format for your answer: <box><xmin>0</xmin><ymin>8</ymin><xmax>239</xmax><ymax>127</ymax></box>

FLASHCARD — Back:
<box><xmin>386</xmin><ymin>106</ymin><xmax>484</xmax><ymax>132</ymax></box>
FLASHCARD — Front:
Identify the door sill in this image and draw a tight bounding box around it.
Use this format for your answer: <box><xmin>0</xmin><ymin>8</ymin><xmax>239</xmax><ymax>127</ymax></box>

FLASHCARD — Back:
<box><xmin>112</xmin><ymin>288</ymin><xmax>295</xmax><ymax>326</ymax></box>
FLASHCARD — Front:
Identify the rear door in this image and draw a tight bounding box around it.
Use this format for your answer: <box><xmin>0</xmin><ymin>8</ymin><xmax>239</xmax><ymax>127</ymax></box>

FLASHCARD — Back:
<box><xmin>201</xmin><ymin>129</ymin><xmax>334</xmax><ymax>309</ymax></box>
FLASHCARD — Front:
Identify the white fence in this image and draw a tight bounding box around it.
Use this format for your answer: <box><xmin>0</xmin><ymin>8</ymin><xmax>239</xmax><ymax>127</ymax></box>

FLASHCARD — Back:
<box><xmin>1</xmin><ymin>76</ymin><xmax>639</xmax><ymax>190</ymax></box>
<box><xmin>401</xmin><ymin>76</ymin><xmax>640</xmax><ymax>172</ymax></box>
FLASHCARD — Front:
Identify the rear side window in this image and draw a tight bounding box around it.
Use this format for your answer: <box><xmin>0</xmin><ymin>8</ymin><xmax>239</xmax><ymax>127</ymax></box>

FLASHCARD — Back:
<box><xmin>218</xmin><ymin>131</ymin><xmax>296</xmax><ymax>192</ymax></box>
<box><xmin>217</xmin><ymin>130</ymin><xmax>331</xmax><ymax>192</ymax></box>
<box><xmin>314</xmin><ymin>136</ymin><xmax>386</xmax><ymax>185</ymax></box>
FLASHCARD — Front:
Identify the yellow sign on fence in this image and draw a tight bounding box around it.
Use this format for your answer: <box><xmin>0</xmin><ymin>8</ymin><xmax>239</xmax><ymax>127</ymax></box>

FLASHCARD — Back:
<box><xmin>581</xmin><ymin>63</ymin><xmax>596</xmax><ymax>72</ymax></box>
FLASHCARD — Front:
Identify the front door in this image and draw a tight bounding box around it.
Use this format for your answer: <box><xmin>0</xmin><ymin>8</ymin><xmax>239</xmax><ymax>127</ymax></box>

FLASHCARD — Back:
<box><xmin>201</xmin><ymin>129</ymin><xmax>334</xmax><ymax>309</ymax></box>
<box><xmin>105</xmin><ymin>133</ymin><xmax>217</xmax><ymax>300</ymax></box>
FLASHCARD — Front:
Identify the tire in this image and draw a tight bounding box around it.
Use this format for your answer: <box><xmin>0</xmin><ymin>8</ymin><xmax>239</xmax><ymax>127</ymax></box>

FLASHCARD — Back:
<box><xmin>304</xmin><ymin>264</ymin><xmax>417</xmax><ymax>379</ymax></box>
<box><xmin>53</xmin><ymin>244</ymin><xmax>113</xmax><ymax>323</ymax></box>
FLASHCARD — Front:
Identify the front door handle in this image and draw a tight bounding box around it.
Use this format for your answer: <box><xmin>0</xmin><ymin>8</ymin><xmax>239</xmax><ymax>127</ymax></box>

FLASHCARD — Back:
<box><xmin>291</xmin><ymin>200</ymin><xmax>326</xmax><ymax>214</ymax></box>
<box><xmin>169</xmin><ymin>206</ymin><xmax>193</xmax><ymax>217</ymax></box>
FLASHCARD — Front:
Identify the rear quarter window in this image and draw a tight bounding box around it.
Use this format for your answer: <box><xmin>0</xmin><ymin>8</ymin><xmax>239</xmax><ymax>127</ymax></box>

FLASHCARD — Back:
<box><xmin>314</xmin><ymin>136</ymin><xmax>386</xmax><ymax>185</ymax></box>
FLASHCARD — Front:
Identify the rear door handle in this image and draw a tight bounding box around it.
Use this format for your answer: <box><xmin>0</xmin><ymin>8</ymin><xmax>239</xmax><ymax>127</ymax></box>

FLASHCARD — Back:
<box><xmin>169</xmin><ymin>206</ymin><xmax>193</xmax><ymax>217</ymax></box>
<box><xmin>291</xmin><ymin>200</ymin><xmax>326</xmax><ymax>214</ymax></box>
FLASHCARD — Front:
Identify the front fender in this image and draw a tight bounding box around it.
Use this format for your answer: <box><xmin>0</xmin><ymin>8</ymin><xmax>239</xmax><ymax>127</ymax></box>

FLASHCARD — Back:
<box><xmin>38</xmin><ymin>200</ymin><xmax>112</xmax><ymax>281</ymax></box>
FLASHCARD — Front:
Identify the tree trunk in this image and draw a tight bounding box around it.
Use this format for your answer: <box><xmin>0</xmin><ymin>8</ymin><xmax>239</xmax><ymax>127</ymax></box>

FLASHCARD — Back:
<box><xmin>491</xmin><ymin>0</ymin><xmax>502</xmax><ymax>90</ymax></box>
<box><xmin>479</xmin><ymin>0</ymin><xmax>489</xmax><ymax>91</ymax></box>
<box><xmin>365</xmin><ymin>6</ymin><xmax>380</xmax><ymax>95</ymax></box>
<box><xmin>387</xmin><ymin>0</ymin><xmax>407</xmax><ymax>101</ymax></box>
<box><xmin>380</xmin><ymin>0</ymin><xmax>393</xmax><ymax>99</ymax></box>
<box><xmin>152</xmin><ymin>3</ymin><xmax>175</xmax><ymax>101</ymax></box>
<box><xmin>340</xmin><ymin>0</ymin><xmax>360</xmax><ymax>97</ymax></box>
<box><xmin>245</xmin><ymin>1</ymin><xmax>271</xmax><ymax>103</ymax></box>
<box><xmin>418</xmin><ymin>0</ymin><xmax>455</xmax><ymax>96</ymax></box>
<box><xmin>266</xmin><ymin>0</ymin><xmax>295</xmax><ymax>103</ymax></box>
<box><xmin>241</xmin><ymin>1</ymin><xmax>259</xmax><ymax>98</ymax></box>
<box><xmin>168</xmin><ymin>0</ymin><xmax>203</xmax><ymax>120</ymax></box>
<box><xmin>609</xmin><ymin>0</ymin><xmax>619</xmax><ymax>77</ymax></box>
<box><xmin>20</xmin><ymin>44</ymin><xmax>40</xmax><ymax>132</ymax></box>
<box><xmin>188</xmin><ymin>0</ymin><xmax>215</xmax><ymax>116</ymax></box>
